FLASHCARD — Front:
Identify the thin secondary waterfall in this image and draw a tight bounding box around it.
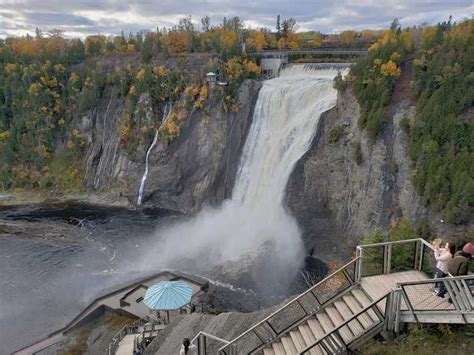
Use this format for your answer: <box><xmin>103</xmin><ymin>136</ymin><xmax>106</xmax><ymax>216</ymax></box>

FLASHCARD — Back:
<box><xmin>142</xmin><ymin>66</ymin><xmax>343</xmax><ymax>293</ymax></box>
<box><xmin>137</xmin><ymin>103</ymin><xmax>170</xmax><ymax>205</ymax></box>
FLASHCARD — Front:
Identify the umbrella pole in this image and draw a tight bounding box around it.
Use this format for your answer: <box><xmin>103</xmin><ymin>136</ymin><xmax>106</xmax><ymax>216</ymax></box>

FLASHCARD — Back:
<box><xmin>167</xmin><ymin>310</ymin><xmax>170</xmax><ymax>324</ymax></box>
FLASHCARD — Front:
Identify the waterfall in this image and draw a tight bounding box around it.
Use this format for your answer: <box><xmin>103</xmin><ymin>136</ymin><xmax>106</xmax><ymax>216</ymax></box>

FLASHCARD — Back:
<box><xmin>137</xmin><ymin>103</ymin><xmax>170</xmax><ymax>205</ymax></box>
<box><xmin>141</xmin><ymin>66</ymin><xmax>341</xmax><ymax>294</ymax></box>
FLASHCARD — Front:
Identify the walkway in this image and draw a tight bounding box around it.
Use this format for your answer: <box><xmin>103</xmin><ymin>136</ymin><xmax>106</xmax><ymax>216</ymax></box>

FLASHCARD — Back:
<box><xmin>249</xmin><ymin>49</ymin><xmax>368</xmax><ymax>59</ymax></box>
<box><xmin>192</xmin><ymin>238</ymin><xmax>474</xmax><ymax>354</ymax></box>
<box><xmin>116</xmin><ymin>334</ymin><xmax>136</xmax><ymax>355</ymax></box>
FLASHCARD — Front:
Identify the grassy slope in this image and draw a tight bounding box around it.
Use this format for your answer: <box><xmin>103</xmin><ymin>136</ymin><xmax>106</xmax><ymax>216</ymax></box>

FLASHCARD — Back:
<box><xmin>359</xmin><ymin>324</ymin><xmax>474</xmax><ymax>355</ymax></box>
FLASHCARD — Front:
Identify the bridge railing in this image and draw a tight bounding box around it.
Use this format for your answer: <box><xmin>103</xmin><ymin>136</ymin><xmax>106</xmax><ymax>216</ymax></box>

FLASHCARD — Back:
<box><xmin>249</xmin><ymin>49</ymin><xmax>368</xmax><ymax>58</ymax></box>
<box><xmin>217</xmin><ymin>257</ymin><xmax>360</xmax><ymax>354</ymax></box>
<box><xmin>355</xmin><ymin>238</ymin><xmax>436</xmax><ymax>281</ymax></box>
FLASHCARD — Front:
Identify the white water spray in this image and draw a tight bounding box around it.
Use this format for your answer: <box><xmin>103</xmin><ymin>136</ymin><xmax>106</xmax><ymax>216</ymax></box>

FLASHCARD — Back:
<box><xmin>143</xmin><ymin>66</ymin><xmax>343</xmax><ymax>292</ymax></box>
<box><xmin>137</xmin><ymin>103</ymin><xmax>170</xmax><ymax>205</ymax></box>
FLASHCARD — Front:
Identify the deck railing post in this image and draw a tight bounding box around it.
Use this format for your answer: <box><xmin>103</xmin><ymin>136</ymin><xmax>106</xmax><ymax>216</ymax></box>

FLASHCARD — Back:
<box><xmin>418</xmin><ymin>240</ymin><xmax>424</xmax><ymax>271</ymax></box>
<box><xmin>197</xmin><ymin>333</ymin><xmax>206</xmax><ymax>355</ymax></box>
<box><xmin>413</xmin><ymin>240</ymin><xmax>420</xmax><ymax>271</ymax></box>
<box><xmin>384</xmin><ymin>244</ymin><xmax>392</xmax><ymax>274</ymax></box>
<box><xmin>356</xmin><ymin>247</ymin><xmax>363</xmax><ymax>281</ymax></box>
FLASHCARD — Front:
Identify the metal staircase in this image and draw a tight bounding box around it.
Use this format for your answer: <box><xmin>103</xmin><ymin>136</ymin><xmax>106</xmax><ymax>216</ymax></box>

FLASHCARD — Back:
<box><xmin>192</xmin><ymin>238</ymin><xmax>474</xmax><ymax>354</ymax></box>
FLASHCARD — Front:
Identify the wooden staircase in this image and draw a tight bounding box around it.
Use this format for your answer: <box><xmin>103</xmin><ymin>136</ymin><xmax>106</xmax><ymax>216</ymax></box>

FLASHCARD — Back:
<box><xmin>262</xmin><ymin>287</ymin><xmax>380</xmax><ymax>355</ymax></box>
<box><xmin>192</xmin><ymin>238</ymin><xmax>474</xmax><ymax>355</ymax></box>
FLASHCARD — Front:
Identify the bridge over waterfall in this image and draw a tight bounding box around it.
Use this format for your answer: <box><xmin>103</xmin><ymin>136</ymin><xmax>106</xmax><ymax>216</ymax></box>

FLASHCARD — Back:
<box><xmin>250</xmin><ymin>48</ymin><xmax>367</xmax><ymax>78</ymax></box>
<box><xmin>192</xmin><ymin>238</ymin><xmax>474</xmax><ymax>354</ymax></box>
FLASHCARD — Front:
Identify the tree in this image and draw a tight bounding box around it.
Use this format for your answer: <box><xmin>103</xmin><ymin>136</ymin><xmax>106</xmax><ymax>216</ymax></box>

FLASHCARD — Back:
<box><xmin>201</xmin><ymin>16</ymin><xmax>211</xmax><ymax>32</ymax></box>
<box><xmin>254</xmin><ymin>32</ymin><xmax>266</xmax><ymax>51</ymax></box>
<box><xmin>276</xmin><ymin>15</ymin><xmax>281</xmax><ymax>40</ymax></box>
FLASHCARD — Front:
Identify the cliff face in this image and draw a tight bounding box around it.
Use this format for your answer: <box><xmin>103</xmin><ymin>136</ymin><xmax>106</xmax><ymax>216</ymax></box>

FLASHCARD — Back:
<box><xmin>286</xmin><ymin>82</ymin><xmax>469</xmax><ymax>261</ymax></box>
<box><xmin>143</xmin><ymin>80</ymin><xmax>261</xmax><ymax>212</ymax></box>
<box><xmin>74</xmin><ymin>80</ymin><xmax>261</xmax><ymax>212</ymax></box>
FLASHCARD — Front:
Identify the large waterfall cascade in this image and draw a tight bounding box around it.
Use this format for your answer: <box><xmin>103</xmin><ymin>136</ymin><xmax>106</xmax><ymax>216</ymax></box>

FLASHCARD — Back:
<box><xmin>142</xmin><ymin>66</ymin><xmax>345</xmax><ymax>292</ymax></box>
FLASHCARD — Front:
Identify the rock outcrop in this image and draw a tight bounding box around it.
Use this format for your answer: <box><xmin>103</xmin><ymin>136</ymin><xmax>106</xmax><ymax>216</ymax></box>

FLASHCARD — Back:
<box><xmin>286</xmin><ymin>81</ymin><xmax>470</xmax><ymax>261</ymax></box>
<box><xmin>143</xmin><ymin>80</ymin><xmax>261</xmax><ymax>212</ymax></box>
<box><xmin>75</xmin><ymin>79</ymin><xmax>261</xmax><ymax>212</ymax></box>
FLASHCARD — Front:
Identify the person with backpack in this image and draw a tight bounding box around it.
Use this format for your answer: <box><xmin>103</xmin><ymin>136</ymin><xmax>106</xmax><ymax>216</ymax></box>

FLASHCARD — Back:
<box><xmin>449</xmin><ymin>242</ymin><xmax>473</xmax><ymax>276</ymax></box>
<box><xmin>437</xmin><ymin>242</ymin><xmax>473</xmax><ymax>299</ymax></box>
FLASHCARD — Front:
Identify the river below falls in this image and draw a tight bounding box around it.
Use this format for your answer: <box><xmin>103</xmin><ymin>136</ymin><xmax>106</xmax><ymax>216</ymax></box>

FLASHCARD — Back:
<box><xmin>0</xmin><ymin>202</ymin><xmax>327</xmax><ymax>354</ymax></box>
<box><xmin>0</xmin><ymin>203</ymin><xmax>180</xmax><ymax>354</ymax></box>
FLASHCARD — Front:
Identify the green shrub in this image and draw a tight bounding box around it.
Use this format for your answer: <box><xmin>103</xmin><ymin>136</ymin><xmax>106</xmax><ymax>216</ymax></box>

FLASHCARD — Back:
<box><xmin>333</xmin><ymin>72</ymin><xmax>347</xmax><ymax>91</ymax></box>
<box><xmin>328</xmin><ymin>125</ymin><xmax>344</xmax><ymax>143</ymax></box>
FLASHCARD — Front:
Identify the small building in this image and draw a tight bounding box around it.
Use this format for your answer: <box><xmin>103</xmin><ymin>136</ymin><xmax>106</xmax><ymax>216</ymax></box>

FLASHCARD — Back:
<box><xmin>206</xmin><ymin>72</ymin><xmax>217</xmax><ymax>84</ymax></box>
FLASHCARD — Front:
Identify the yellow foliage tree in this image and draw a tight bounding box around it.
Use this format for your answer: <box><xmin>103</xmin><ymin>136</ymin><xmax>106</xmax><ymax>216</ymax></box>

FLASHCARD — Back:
<box><xmin>28</xmin><ymin>83</ymin><xmax>42</xmax><ymax>97</ymax></box>
<box><xmin>380</xmin><ymin>60</ymin><xmax>401</xmax><ymax>77</ymax></box>
<box><xmin>255</xmin><ymin>32</ymin><xmax>266</xmax><ymax>51</ymax></box>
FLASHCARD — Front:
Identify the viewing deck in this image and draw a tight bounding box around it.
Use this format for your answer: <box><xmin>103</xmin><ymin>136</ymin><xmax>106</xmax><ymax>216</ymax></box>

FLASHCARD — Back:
<box><xmin>192</xmin><ymin>238</ymin><xmax>474</xmax><ymax>354</ymax></box>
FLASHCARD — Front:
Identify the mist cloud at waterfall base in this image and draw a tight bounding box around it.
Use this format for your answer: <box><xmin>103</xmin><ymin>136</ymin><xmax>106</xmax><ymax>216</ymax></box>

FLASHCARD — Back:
<box><xmin>137</xmin><ymin>200</ymin><xmax>305</xmax><ymax>297</ymax></box>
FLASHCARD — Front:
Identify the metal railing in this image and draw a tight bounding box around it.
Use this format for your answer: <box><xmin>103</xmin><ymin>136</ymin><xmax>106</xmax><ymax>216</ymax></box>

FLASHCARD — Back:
<box><xmin>217</xmin><ymin>257</ymin><xmax>360</xmax><ymax>354</ymax></box>
<box><xmin>107</xmin><ymin>316</ymin><xmax>165</xmax><ymax>355</ymax></box>
<box><xmin>107</xmin><ymin>318</ymin><xmax>148</xmax><ymax>355</ymax></box>
<box><xmin>191</xmin><ymin>332</ymin><xmax>232</xmax><ymax>355</ymax></box>
<box><xmin>355</xmin><ymin>238</ymin><xmax>436</xmax><ymax>281</ymax></box>
<box><xmin>301</xmin><ymin>293</ymin><xmax>390</xmax><ymax>354</ymax></box>
<box><xmin>395</xmin><ymin>274</ymin><xmax>474</xmax><ymax>326</ymax></box>
<box><xmin>194</xmin><ymin>238</ymin><xmax>472</xmax><ymax>354</ymax></box>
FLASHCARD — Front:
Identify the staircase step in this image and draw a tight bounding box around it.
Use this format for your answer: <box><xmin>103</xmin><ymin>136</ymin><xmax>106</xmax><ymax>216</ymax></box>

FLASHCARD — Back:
<box><xmin>324</xmin><ymin>306</ymin><xmax>354</xmax><ymax>343</ymax></box>
<box><xmin>315</xmin><ymin>313</ymin><xmax>334</xmax><ymax>334</ymax></box>
<box><xmin>281</xmin><ymin>335</ymin><xmax>298</xmax><ymax>354</ymax></box>
<box><xmin>334</xmin><ymin>300</ymin><xmax>365</xmax><ymax>336</ymax></box>
<box><xmin>289</xmin><ymin>330</ymin><xmax>306</xmax><ymax>352</ymax></box>
<box><xmin>272</xmin><ymin>342</ymin><xmax>286</xmax><ymax>355</ymax></box>
<box><xmin>307</xmin><ymin>317</ymin><xmax>326</xmax><ymax>339</ymax></box>
<box><xmin>351</xmin><ymin>289</ymin><xmax>380</xmax><ymax>323</ymax></box>
<box><xmin>314</xmin><ymin>312</ymin><xmax>345</xmax><ymax>352</ymax></box>
<box><xmin>298</xmin><ymin>324</ymin><xmax>325</xmax><ymax>355</ymax></box>
<box><xmin>263</xmin><ymin>348</ymin><xmax>276</xmax><ymax>355</ymax></box>
<box><xmin>342</xmin><ymin>294</ymin><xmax>374</xmax><ymax>329</ymax></box>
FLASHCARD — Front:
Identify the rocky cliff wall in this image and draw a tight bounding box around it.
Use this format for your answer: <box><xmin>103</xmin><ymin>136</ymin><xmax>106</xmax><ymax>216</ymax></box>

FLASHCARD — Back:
<box><xmin>74</xmin><ymin>80</ymin><xmax>261</xmax><ymax>212</ymax></box>
<box><xmin>286</xmin><ymin>82</ymin><xmax>470</xmax><ymax>261</ymax></box>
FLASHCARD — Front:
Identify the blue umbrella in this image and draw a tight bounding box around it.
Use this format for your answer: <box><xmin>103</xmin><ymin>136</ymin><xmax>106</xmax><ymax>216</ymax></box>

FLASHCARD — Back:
<box><xmin>144</xmin><ymin>280</ymin><xmax>193</xmax><ymax>310</ymax></box>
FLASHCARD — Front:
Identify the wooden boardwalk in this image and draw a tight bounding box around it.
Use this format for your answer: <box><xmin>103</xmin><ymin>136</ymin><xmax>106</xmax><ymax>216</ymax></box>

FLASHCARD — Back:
<box><xmin>361</xmin><ymin>271</ymin><xmax>455</xmax><ymax>312</ymax></box>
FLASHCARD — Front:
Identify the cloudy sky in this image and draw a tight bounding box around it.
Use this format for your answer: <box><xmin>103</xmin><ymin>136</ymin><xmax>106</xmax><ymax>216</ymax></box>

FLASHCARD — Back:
<box><xmin>0</xmin><ymin>0</ymin><xmax>472</xmax><ymax>38</ymax></box>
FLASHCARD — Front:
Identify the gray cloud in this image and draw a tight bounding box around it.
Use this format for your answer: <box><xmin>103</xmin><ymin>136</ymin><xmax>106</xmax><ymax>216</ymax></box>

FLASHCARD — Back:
<box><xmin>0</xmin><ymin>0</ymin><xmax>472</xmax><ymax>38</ymax></box>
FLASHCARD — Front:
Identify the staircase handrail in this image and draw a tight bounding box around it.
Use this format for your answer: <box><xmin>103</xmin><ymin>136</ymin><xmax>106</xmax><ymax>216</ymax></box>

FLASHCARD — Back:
<box><xmin>396</xmin><ymin>274</ymin><xmax>473</xmax><ymax>286</ymax></box>
<box><xmin>300</xmin><ymin>292</ymin><xmax>390</xmax><ymax>354</ymax></box>
<box><xmin>357</xmin><ymin>237</ymin><xmax>434</xmax><ymax>249</ymax></box>
<box><xmin>191</xmin><ymin>331</ymin><xmax>230</xmax><ymax>345</ymax></box>
<box><xmin>218</xmin><ymin>256</ymin><xmax>361</xmax><ymax>353</ymax></box>
<box><xmin>107</xmin><ymin>317</ymin><xmax>151</xmax><ymax>355</ymax></box>
<box><xmin>395</xmin><ymin>274</ymin><xmax>474</xmax><ymax>324</ymax></box>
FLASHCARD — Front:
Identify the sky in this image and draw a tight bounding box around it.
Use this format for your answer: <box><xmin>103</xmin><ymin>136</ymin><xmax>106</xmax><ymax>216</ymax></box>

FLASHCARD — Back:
<box><xmin>0</xmin><ymin>0</ymin><xmax>472</xmax><ymax>38</ymax></box>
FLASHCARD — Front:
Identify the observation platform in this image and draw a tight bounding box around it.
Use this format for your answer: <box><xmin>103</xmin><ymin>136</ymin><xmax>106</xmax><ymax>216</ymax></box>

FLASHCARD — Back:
<box><xmin>192</xmin><ymin>238</ymin><xmax>474</xmax><ymax>354</ymax></box>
